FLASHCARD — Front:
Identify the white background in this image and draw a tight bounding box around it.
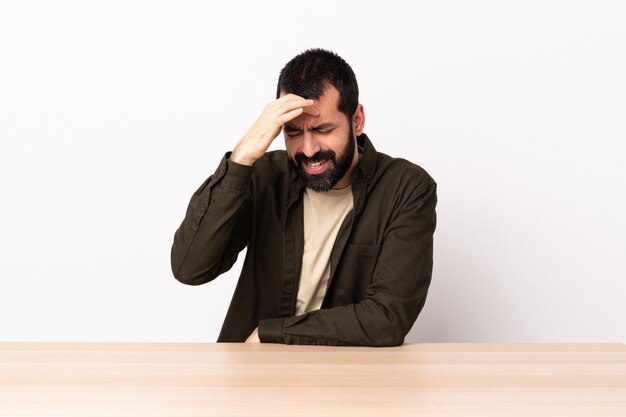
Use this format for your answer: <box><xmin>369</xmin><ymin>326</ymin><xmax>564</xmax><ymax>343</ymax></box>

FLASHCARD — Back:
<box><xmin>1</xmin><ymin>1</ymin><xmax>624</xmax><ymax>343</ymax></box>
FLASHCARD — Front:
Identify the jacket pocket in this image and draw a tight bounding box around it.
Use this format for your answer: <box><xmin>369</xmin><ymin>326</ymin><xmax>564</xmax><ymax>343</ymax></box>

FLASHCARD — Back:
<box><xmin>328</xmin><ymin>244</ymin><xmax>382</xmax><ymax>304</ymax></box>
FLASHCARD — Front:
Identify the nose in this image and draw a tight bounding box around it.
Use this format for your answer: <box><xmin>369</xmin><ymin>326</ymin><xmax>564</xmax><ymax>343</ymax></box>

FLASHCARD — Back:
<box><xmin>301</xmin><ymin>131</ymin><xmax>321</xmax><ymax>157</ymax></box>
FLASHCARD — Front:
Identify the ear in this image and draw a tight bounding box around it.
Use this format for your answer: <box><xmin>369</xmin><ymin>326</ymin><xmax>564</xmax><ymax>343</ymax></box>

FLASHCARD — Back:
<box><xmin>352</xmin><ymin>104</ymin><xmax>365</xmax><ymax>136</ymax></box>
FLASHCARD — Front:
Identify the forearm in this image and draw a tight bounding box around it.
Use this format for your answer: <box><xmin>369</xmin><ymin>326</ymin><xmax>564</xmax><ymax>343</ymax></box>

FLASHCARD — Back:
<box><xmin>171</xmin><ymin>154</ymin><xmax>253</xmax><ymax>285</ymax></box>
<box><xmin>258</xmin><ymin>261</ymin><xmax>432</xmax><ymax>347</ymax></box>
<box><xmin>258</xmin><ymin>303</ymin><xmax>408</xmax><ymax>347</ymax></box>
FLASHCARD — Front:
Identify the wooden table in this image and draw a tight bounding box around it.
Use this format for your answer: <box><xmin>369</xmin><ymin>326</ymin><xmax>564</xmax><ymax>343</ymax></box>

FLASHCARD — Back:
<box><xmin>1</xmin><ymin>342</ymin><xmax>625</xmax><ymax>416</ymax></box>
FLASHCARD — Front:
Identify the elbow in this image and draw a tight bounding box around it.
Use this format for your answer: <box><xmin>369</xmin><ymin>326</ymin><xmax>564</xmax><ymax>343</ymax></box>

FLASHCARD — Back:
<box><xmin>362</xmin><ymin>299</ymin><xmax>411</xmax><ymax>347</ymax></box>
<box><xmin>369</xmin><ymin>329</ymin><xmax>405</xmax><ymax>347</ymax></box>
<box><xmin>170</xmin><ymin>246</ymin><xmax>218</xmax><ymax>286</ymax></box>
<box><xmin>173</xmin><ymin>270</ymin><xmax>209</xmax><ymax>286</ymax></box>
<box><xmin>171</xmin><ymin>259</ymin><xmax>218</xmax><ymax>286</ymax></box>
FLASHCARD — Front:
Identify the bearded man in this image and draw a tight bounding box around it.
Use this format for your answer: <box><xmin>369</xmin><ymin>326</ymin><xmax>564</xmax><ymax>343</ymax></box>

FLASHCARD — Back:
<box><xmin>171</xmin><ymin>49</ymin><xmax>437</xmax><ymax>346</ymax></box>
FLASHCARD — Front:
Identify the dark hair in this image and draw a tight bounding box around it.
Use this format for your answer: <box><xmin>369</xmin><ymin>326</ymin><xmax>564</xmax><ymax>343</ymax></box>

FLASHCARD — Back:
<box><xmin>276</xmin><ymin>49</ymin><xmax>359</xmax><ymax>120</ymax></box>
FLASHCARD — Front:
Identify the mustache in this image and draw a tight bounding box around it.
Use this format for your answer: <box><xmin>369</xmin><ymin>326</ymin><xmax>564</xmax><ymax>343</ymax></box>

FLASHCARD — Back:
<box><xmin>294</xmin><ymin>150</ymin><xmax>336</xmax><ymax>164</ymax></box>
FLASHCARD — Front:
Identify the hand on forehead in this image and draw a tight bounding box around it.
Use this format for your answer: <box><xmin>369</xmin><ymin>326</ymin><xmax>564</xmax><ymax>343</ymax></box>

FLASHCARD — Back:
<box><xmin>302</xmin><ymin>105</ymin><xmax>320</xmax><ymax>117</ymax></box>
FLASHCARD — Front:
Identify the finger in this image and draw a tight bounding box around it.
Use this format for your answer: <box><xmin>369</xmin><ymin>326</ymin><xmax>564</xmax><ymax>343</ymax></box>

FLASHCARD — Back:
<box><xmin>277</xmin><ymin>93</ymin><xmax>308</xmax><ymax>102</ymax></box>
<box><xmin>271</xmin><ymin>95</ymin><xmax>308</xmax><ymax>110</ymax></box>
<box><xmin>276</xmin><ymin>107</ymin><xmax>305</xmax><ymax>125</ymax></box>
<box><xmin>302</xmin><ymin>105</ymin><xmax>320</xmax><ymax>117</ymax></box>
<box><xmin>273</xmin><ymin>94</ymin><xmax>313</xmax><ymax>108</ymax></box>
<box><xmin>273</xmin><ymin>99</ymin><xmax>314</xmax><ymax>118</ymax></box>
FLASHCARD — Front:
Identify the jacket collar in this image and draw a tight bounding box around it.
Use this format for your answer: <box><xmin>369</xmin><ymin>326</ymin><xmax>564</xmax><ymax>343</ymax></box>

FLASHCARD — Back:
<box><xmin>356</xmin><ymin>133</ymin><xmax>377</xmax><ymax>185</ymax></box>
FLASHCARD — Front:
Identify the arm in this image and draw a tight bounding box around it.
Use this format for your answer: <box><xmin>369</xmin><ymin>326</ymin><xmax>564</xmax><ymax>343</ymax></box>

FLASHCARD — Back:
<box><xmin>171</xmin><ymin>94</ymin><xmax>318</xmax><ymax>285</ymax></box>
<box><xmin>257</xmin><ymin>178</ymin><xmax>437</xmax><ymax>346</ymax></box>
<box><xmin>170</xmin><ymin>156</ymin><xmax>254</xmax><ymax>285</ymax></box>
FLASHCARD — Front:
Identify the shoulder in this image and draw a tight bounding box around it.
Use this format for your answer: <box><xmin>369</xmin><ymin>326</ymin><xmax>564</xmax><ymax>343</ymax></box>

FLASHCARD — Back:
<box><xmin>372</xmin><ymin>151</ymin><xmax>436</xmax><ymax>194</ymax></box>
<box><xmin>358</xmin><ymin>133</ymin><xmax>435</xmax><ymax>194</ymax></box>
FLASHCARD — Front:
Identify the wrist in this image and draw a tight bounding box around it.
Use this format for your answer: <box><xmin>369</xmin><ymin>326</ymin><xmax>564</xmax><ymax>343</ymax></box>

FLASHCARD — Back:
<box><xmin>229</xmin><ymin>148</ymin><xmax>257</xmax><ymax>166</ymax></box>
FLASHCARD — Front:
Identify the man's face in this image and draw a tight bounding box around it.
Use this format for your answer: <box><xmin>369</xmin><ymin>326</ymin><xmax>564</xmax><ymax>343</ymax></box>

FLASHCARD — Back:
<box><xmin>282</xmin><ymin>86</ymin><xmax>357</xmax><ymax>192</ymax></box>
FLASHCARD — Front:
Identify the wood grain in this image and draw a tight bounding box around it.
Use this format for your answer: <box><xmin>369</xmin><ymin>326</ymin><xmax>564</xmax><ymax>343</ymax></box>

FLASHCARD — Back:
<box><xmin>1</xmin><ymin>343</ymin><xmax>625</xmax><ymax>416</ymax></box>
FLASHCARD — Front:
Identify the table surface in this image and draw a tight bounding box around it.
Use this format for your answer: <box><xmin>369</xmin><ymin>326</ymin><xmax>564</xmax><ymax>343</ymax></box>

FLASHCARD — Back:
<box><xmin>1</xmin><ymin>342</ymin><xmax>625</xmax><ymax>417</ymax></box>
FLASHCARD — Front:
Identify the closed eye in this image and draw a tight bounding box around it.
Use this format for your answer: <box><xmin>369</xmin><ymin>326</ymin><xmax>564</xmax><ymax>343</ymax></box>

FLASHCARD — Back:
<box><xmin>284</xmin><ymin>123</ymin><xmax>336</xmax><ymax>137</ymax></box>
<box><xmin>285</xmin><ymin>131</ymin><xmax>302</xmax><ymax>138</ymax></box>
<box><xmin>283</xmin><ymin>125</ymin><xmax>302</xmax><ymax>138</ymax></box>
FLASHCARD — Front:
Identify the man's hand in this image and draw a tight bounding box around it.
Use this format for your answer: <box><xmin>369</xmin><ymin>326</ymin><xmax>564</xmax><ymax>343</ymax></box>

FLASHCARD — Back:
<box><xmin>245</xmin><ymin>326</ymin><xmax>260</xmax><ymax>343</ymax></box>
<box><xmin>230</xmin><ymin>94</ymin><xmax>318</xmax><ymax>166</ymax></box>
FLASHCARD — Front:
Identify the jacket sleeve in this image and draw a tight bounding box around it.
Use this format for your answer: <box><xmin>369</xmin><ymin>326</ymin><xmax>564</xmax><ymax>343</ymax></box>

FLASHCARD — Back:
<box><xmin>258</xmin><ymin>178</ymin><xmax>437</xmax><ymax>347</ymax></box>
<box><xmin>171</xmin><ymin>153</ymin><xmax>254</xmax><ymax>285</ymax></box>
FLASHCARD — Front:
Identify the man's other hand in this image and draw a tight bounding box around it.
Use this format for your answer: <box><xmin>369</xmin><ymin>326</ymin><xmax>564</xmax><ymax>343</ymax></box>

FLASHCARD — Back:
<box><xmin>245</xmin><ymin>326</ymin><xmax>260</xmax><ymax>343</ymax></box>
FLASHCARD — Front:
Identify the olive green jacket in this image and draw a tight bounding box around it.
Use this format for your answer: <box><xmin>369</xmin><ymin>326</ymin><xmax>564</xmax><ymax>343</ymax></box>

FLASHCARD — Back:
<box><xmin>171</xmin><ymin>134</ymin><xmax>437</xmax><ymax>346</ymax></box>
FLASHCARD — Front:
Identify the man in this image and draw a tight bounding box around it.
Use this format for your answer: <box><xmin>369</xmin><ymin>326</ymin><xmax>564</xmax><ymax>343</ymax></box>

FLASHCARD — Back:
<box><xmin>171</xmin><ymin>49</ymin><xmax>437</xmax><ymax>346</ymax></box>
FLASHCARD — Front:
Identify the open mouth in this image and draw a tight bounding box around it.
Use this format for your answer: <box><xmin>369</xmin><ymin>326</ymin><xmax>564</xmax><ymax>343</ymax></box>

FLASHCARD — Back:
<box><xmin>302</xmin><ymin>159</ymin><xmax>330</xmax><ymax>174</ymax></box>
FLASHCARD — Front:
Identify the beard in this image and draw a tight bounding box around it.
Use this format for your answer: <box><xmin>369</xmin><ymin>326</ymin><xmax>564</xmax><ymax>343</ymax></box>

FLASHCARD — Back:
<box><xmin>289</xmin><ymin>125</ymin><xmax>356</xmax><ymax>193</ymax></box>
